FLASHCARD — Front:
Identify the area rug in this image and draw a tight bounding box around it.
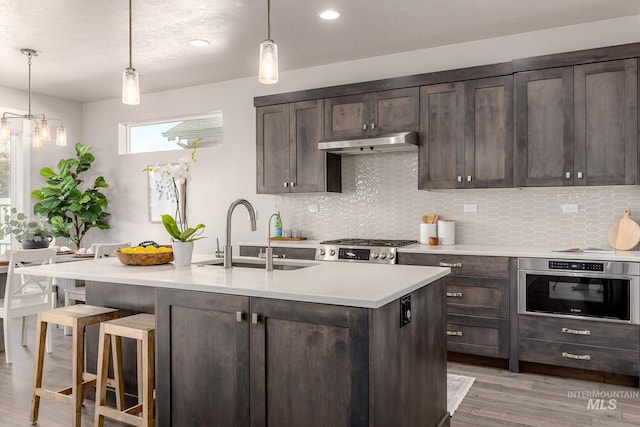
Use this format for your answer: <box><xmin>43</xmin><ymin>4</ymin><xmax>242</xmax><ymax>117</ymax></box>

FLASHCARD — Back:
<box><xmin>447</xmin><ymin>374</ymin><xmax>475</xmax><ymax>416</ymax></box>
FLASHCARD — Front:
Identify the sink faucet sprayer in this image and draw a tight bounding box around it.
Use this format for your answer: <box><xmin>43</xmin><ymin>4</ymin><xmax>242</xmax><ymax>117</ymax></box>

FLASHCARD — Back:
<box><xmin>224</xmin><ymin>199</ymin><xmax>257</xmax><ymax>269</ymax></box>
<box><xmin>265</xmin><ymin>213</ymin><xmax>281</xmax><ymax>271</ymax></box>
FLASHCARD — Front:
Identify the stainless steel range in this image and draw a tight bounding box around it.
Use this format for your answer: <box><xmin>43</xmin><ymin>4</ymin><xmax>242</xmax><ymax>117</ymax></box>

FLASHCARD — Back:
<box><xmin>315</xmin><ymin>238</ymin><xmax>417</xmax><ymax>264</ymax></box>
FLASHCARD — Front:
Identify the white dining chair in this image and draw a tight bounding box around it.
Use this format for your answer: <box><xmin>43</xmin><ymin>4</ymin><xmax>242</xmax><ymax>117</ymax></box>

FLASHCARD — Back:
<box><xmin>0</xmin><ymin>248</ymin><xmax>57</xmax><ymax>364</ymax></box>
<box><xmin>63</xmin><ymin>242</ymin><xmax>130</xmax><ymax>335</ymax></box>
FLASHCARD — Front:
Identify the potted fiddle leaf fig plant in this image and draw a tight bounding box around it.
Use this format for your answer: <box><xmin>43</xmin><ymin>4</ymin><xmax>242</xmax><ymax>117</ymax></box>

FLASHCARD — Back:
<box><xmin>0</xmin><ymin>208</ymin><xmax>55</xmax><ymax>249</ymax></box>
<box><xmin>31</xmin><ymin>142</ymin><xmax>111</xmax><ymax>250</ymax></box>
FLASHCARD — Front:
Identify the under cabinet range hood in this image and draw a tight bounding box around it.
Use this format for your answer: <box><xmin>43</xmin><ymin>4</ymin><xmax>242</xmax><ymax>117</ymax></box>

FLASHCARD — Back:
<box><xmin>318</xmin><ymin>131</ymin><xmax>418</xmax><ymax>155</ymax></box>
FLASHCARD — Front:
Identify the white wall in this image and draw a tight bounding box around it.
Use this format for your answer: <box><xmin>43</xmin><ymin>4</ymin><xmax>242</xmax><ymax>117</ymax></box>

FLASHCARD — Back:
<box><xmin>81</xmin><ymin>16</ymin><xmax>640</xmax><ymax>252</ymax></box>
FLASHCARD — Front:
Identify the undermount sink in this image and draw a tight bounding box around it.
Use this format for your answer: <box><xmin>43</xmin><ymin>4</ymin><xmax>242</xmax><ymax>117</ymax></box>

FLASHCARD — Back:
<box><xmin>197</xmin><ymin>260</ymin><xmax>311</xmax><ymax>271</ymax></box>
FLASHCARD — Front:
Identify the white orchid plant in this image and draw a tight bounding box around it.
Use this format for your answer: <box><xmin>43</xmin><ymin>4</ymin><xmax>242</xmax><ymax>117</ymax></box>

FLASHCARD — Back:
<box><xmin>144</xmin><ymin>143</ymin><xmax>205</xmax><ymax>242</ymax></box>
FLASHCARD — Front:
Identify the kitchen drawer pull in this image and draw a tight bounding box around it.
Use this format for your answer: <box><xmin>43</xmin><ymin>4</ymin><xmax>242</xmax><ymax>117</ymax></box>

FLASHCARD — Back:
<box><xmin>236</xmin><ymin>311</ymin><xmax>245</xmax><ymax>322</ymax></box>
<box><xmin>577</xmin><ymin>171</ymin><xmax>583</xmax><ymax>179</ymax></box>
<box><xmin>457</xmin><ymin>176</ymin><xmax>462</xmax><ymax>182</ymax></box>
<box><xmin>371</xmin><ymin>123</ymin><xmax>376</xmax><ymax>130</ymax></box>
<box><xmin>562</xmin><ymin>327</ymin><xmax>591</xmax><ymax>336</ymax></box>
<box><xmin>446</xmin><ymin>292</ymin><xmax>464</xmax><ymax>298</ymax></box>
<box><xmin>467</xmin><ymin>176</ymin><xmax>472</xmax><ymax>182</ymax></box>
<box><xmin>562</xmin><ymin>351</ymin><xmax>591</xmax><ymax>361</ymax></box>
<box><xmin>439</xmin><ymin>262</ymin><xmax>462</xmax><ymax>268</ymax></box>
<box><xmin>290</xmin><ymin>182</ymin><xmax>296</xmax><ymax>187</ymax></box>
<box><xmin>565</xmin><ymin>171</ymin><xmax>571</xmax><ymax>179</ymax></box>
<box><xmin>362</xmin><ymin>123</ymin><xmax>368</xmax><ymax>130</ymax></box>
<box><xmin>252</xmin><ymin>313</ymin><xmax>260</xmax><ymax>324</ymax></box>
<box><xmin>447</xmin><ymin>331</ymin><xmax>463</xmax><ymax>336</ymax></box>
<box><xmin>283</xmin><ymin>182</ymin><xmax>289</xmax><ymax>188</ymax></box>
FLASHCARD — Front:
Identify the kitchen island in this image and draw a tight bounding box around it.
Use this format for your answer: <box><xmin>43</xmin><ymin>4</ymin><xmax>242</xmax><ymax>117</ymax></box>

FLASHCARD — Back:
<box><xmin>18</xmin><ymin>256</ymin><xmax>450</xmax><ymax>427</ymax></box>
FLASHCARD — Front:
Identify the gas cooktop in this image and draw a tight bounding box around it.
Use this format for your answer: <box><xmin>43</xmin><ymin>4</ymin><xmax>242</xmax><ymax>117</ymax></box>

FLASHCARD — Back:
<box><xmin>319</xmin><ymin>238</ymin><xmax>418</xmax><ymax>247</ymax></box>
<box><xmin>316</xmin><ymin>238</ymin><xmax>417</xmax><ymax>264</ymax></box>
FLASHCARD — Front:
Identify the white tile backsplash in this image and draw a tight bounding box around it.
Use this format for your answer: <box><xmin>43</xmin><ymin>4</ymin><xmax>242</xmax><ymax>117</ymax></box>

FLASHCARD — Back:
<box><xmin>275</xmin><ymin>152</ymin><xmax>640</xmax><ymax>249</ymax></box>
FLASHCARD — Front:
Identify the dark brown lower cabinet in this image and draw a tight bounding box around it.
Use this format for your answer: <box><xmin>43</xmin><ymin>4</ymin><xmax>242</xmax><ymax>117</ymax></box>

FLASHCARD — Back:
<box><xmin>156</xmin><ymin>279</ymin><xmax>448</xmax><ymax>427</ymax></box>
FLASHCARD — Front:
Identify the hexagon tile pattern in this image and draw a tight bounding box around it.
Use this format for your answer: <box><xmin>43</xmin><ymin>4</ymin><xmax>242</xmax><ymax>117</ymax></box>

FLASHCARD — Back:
<box><xmin>275</xmin><ymin>152</ymin><xmax>640</xmax><ymax>249</ymax></box>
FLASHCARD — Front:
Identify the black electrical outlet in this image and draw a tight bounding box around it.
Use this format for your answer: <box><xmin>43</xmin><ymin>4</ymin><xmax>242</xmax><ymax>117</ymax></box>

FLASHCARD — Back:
<box><xmin>400</xmin><ymin>295</ymin><xmax>411</xmax><ymax>327</ymax></box>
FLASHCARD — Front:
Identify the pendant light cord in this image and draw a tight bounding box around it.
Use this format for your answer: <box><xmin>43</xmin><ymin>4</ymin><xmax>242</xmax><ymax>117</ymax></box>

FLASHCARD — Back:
<box><xmin>129</xmin><ymin>0</ymin><xmax>133</xmax><ymax>68</ymax></box>
<box><xmin>27</xmin><ymin>52</ymin><xmax>32</xmax><ymax>117</ymax></box>
<box><xmin>267</xmin><ymin>0</ymin><xmax>271</xmax><ymax>40</ymax></box>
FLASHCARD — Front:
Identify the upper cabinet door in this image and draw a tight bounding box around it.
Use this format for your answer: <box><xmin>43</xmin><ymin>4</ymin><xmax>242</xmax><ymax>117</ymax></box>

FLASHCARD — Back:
<box><xmin>256</xmin><ymin>104</ymin><xmax>290</xmax><ymax>193</ymax></box>
<box><xmin>290</xmin><ymin>100</ymin><xmax>339</xmax><ymax>193</ymax></box>
<box><xmin>369</xmin><ymin>87</ymin><xmax>419</xmax><ymax>136</ymax></box>
<box><xmin>574</xmin><ymin>59</ymin><xmax>638</xmax><ymax>186</ymax></box>
<box><xmin>515</xmin><ymin>67</ymin><xmax>574</xmax><ymax>187</ymax></box>
<box><xmin>419</xmin><ymin>83</ymin><xmax>465</xmax><ymax>189</ymax></box>
<box><xmin>324</xmin><ymin>94</ymin><xmax>370</xmax><ymax>140</ymax></box>
<box><xmin>464</xmin><ymin>76</ymin><xmax>514</xmax><ymax>188</ymax></box>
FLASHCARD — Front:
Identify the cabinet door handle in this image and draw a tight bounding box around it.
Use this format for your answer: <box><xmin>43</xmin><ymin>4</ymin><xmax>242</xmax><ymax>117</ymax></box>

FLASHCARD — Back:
<box><xmin>371</xmin><ymin>123</ymin><xmax>376</xmax><ymax>130</ymax></box>
<box><xmin>446</xmin><ymin>292</ymin><xmax>464</xmax><ymax>298</ymax></box>
<box><xmin>362</xmin><ymin>124</ymin><xmax>368</xmax><ymax>130</ymax></box>
<box><xmin>439</xmin><ymin>262</ymin><xmax>462</xmax><ymax>268</ymax></box>
<box><xmin>252</xmin><ymin>313</ymin><xmax>260</xmax><ymax>324</ymax></box>
<box><xmin>283</xmin><ymin>182</ymin><xmax>289</xmax><ymax>188</ymax></box>
<box><xmin>290</xmin><ymin>182</ymin><xmax>296</xmax><ymax>187</ymax></box>
<box><xmin>457</xmin><ymin>176</ymin><xmax>462</xmax><ymax>182</ymax></box>
<box><xmin>467</xmin><ymin>176</ymin><xmax>472</xmax><ymax>182</ymax></box>
<box><xmin>562</xmin><ymin>352</ymin><xmax>591</xmax><ymax>361</ymax></box>
<box><xmin>236</xmin><ymin>311</ymin><xmax>245</xmax><ymax>322</ymax></box>
<box><xmin>577</xmin><ymin>171</ymin><xmax>583</xmax><ymax>179</ymax></box>
<box><xmin>447</xmin><ymin>331</ymin><xmax>463</xmax><ymax>336</ymax></box>
<box><xmin>562</xmin><ymin>327</ymin><xmax>591</xmax><ymax>336</ymax></box>
<box><xmin>565</xmin><ymin>172</ymin><xmax>571</xmax><ymax>179</ymax></box>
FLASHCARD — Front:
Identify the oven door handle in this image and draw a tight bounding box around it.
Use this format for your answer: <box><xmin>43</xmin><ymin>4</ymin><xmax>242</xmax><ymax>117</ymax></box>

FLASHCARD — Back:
<box><xmin>519</xmin><ymin>269</ymin><xmax>635</xmax><ymax>280</ymax></box>
<box><xmin>440</xmin><ymin>262</ymin><xmax>462</xmax><ymax>268</ymax></box>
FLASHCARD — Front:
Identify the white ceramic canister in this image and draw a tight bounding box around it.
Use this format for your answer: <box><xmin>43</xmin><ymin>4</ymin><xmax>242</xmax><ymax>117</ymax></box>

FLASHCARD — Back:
<box><xmin>420</xmin><ymin>223</ymin><xmax>438</xmax><ymax>244</ymax></box>
<box><xmin>437</xmin><ymin>220</ymin><xmax>455</xmax><ymax>245</ymax></box>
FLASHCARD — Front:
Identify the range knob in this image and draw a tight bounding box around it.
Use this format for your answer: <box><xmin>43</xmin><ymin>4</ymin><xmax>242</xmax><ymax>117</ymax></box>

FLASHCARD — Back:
<box><xmin>372</xmin><ymin>253</ymin><xmax>379</xmax><ymax>259</ymax></box>
<box><xmin>329</xmin><ymin>249</ymin><xmax>336</xmax><ymax>256</ymax></box>
<box><xmin>319</xmin><ymin>249</ymin><xmax>326</xmax><ymax>256</ymax></box>
<box><xmin>380</xmin><ymin>253</ymin><xmax>387</xmax><ymax>259</ymax></box>
<box><xmin>388</xmin><ymin>253</ymin><xmax>395</xmax><ymax>260</ymax></box>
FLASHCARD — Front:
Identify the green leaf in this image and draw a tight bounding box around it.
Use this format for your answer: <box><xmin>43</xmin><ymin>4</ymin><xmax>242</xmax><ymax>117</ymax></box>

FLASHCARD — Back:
<box><xmin>39</xmin><ymin>167</ymin><xmax>57</xmax><ymax>179</ymax></box>
<box><xmin>161</xmin><ymin>214</ymin><xmax>182</xmax><ymax>240</ymax></box>
<box><xmin>93</xmin><ymin>176</ymin><xmax>109</xmax><ymax>188</ymax></box>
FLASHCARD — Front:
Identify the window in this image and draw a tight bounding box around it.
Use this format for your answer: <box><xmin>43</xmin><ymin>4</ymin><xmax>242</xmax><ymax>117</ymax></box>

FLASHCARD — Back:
<box><xmin>119</xmin><ymin>111</ymin><xmax>223</xmax><ymax>154</ymax></box>
<box><xmin>0</xmin><ymin>114</ymin><xmax>30</xmax><ymax>254</ymax></box>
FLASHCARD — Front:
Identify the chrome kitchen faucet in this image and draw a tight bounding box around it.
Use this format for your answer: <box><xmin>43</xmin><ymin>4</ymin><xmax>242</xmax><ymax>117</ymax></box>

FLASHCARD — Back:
<box><xmin>224</xmin><ymin>199</ymin><xmax>257</xmax><ymax>269</ymax></box>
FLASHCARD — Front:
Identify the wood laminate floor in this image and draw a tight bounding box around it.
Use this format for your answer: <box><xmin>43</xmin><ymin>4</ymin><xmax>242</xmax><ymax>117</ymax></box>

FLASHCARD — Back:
<box><xmin>1</xmin><ymin>318</ymin><xmax>640</xmax><ymax>426</ymax></box>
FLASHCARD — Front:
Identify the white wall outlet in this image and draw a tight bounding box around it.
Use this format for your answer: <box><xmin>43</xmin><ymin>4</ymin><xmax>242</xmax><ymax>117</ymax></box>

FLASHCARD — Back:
<box><xmin>463</xmin><ymin>204</ymin><xmax>477</xmax><ymax>213</ymax></box>
<box><xmin>308</xmin><ymin>204</ymin><xmax>319</xmax><ymax>213</ymax></box>
<box><xmin>562</xmin><ymin>204</ymin><xmax>579</xmax><ymax>213</ymax></box>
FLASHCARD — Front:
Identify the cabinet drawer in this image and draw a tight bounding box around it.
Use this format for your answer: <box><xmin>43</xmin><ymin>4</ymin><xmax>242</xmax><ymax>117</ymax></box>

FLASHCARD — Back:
<box><xmin>398</xmin><ymin>253</ymin><xmax>509</xmax><ymax>278</ymax></box>
<box><xmin>519</xmin><ymin>338</ymin><xmax>639</xmax><ymax>376</ymax></box>
<box><xmin>446</xmin><ymin>276</ymin><xmax>509</xmax><ymax>318</ymax></box>
<box><xmin>519</xmin><ymin>315</ymin><xmax>640</xmax><ymax>351</ymax></box>
<box><xmin>447</xmin><ymin>315</ymin><xmax>508</xmax><ymax>358</ymax></box>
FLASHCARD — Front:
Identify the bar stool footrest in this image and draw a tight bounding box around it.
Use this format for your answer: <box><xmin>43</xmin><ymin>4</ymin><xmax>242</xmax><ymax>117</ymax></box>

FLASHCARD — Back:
<box><xmin>97</xmin><ymin>405</ymin><xmax>144</xmax><ymax>427</ymax></box>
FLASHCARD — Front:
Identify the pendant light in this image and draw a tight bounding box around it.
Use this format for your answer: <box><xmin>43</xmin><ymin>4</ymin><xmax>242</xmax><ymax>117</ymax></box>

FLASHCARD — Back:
<box><xmin>259</xmin><ymin>0</ymin><xmax>278</xmax><ymax>84</ymax></box>
<box><xmin>122</xmin><ymin>0</ymin><xmax>140</xmax><ymax>105</ymax></box>
<box><xmin>0</xmin><ymin>48</ymin><xmax>67</xmax><ymax>147</ymax></box>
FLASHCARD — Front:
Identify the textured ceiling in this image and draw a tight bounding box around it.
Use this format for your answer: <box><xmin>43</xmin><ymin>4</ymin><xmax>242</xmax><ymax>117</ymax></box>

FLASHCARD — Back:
<box><xmin>0</xmin><ymin>0</ymin><xmax>639</xmax><ymax>103</ymax></box>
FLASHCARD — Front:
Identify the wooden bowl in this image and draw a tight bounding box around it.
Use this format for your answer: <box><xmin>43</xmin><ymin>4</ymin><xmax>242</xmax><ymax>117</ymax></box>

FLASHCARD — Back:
<box><xmin>115</xmin><ymin>249</ymin><xmax>174</xmax><ymax>266</ymax></box>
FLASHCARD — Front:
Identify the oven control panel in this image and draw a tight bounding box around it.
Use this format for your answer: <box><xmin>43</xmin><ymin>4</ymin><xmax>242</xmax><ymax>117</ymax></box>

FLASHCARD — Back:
<box><xmin>548</xmin><ymin>261</ymin><xmax>604</xmax><ymax>272</ymax></box>
<box><xmin>315</xmin><ymin>245</ymin><xmax>398</xmax><ymax>264</ymax></box>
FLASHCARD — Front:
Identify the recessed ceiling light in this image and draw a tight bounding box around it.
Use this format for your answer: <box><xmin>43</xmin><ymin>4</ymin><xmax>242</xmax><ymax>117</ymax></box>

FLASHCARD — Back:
<box><xmin>318</xmin><ymin>10</ymin><xmax>340</xmax><ymax>20</ymax></box>
<box><xmin>189</xmin><ymin>39</ymin><xmax>211</xmax><ymax>47</ymax></box>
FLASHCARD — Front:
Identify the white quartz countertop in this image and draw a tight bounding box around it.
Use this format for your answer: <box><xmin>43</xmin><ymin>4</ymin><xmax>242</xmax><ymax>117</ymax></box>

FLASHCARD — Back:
<box><xmin>15</xmin><ymin>254</ymin><xmax>449</xmax><ymax>309</ymax></box>
<box><xmin>398</xmin><ymin>244</ymin><xmax>640</xmax><ymax>262</ymax></box>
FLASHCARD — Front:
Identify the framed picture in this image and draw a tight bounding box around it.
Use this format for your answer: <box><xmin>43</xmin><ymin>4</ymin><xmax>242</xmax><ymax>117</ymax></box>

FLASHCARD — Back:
<box><xmin>147</xmin><ymin>164</ymin><xmax>186</xmax><ymax>223</ymax></box>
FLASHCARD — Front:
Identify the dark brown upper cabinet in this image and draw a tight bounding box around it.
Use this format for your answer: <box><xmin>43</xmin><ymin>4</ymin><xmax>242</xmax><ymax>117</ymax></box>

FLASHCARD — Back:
<box><xmin>419</xmin><ymin>76</ymin><xmax>514</xmax><ymax>189</ymax></box>
<box><xmin>324</xmin><ymin>87</ymin><xmax>419</xmax><ymax>140</ymax></box>
<box><xmin>516</xmin><ymin>59</ymin><xmax>638</xmax><ymax>186</ymax></box>
<box><xmin>257</xmin><ymin>100</ymin><xmax>341</xmax><ymax>194</ymax></box>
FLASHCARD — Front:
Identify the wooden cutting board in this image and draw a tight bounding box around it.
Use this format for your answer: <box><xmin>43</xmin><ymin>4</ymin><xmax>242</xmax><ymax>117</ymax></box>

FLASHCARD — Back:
<box><xmin>608</xmin><ymin>209</ymin><xmax>640</xmax><ymax>250</ymax></box>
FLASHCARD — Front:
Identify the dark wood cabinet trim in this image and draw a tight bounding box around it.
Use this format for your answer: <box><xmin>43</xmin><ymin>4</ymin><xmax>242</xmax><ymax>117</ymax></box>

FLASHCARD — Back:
<box><xmin>512</xmin><ymin>42</ymin><xmax>640</xmax><ymax>72</ymax></box>
<box><xmin>255</xmin><ymin>62</ymin><xmax>513</xmax><ymax>107</ymax></box>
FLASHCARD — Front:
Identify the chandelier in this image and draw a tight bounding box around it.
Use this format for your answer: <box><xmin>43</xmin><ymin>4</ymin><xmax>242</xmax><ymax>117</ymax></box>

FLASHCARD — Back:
<box><xmin>0</xmin><ymin>49</ymin><xmax>67</xmax><ymax>147</ymax></box>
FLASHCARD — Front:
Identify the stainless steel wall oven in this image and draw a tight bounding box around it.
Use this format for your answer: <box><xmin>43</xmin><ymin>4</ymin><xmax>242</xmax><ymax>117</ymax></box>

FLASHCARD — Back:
<box><xmin>518</xmin><ymin>258</ymin><xmax>639</xmax><ymax>324</ymax></box>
